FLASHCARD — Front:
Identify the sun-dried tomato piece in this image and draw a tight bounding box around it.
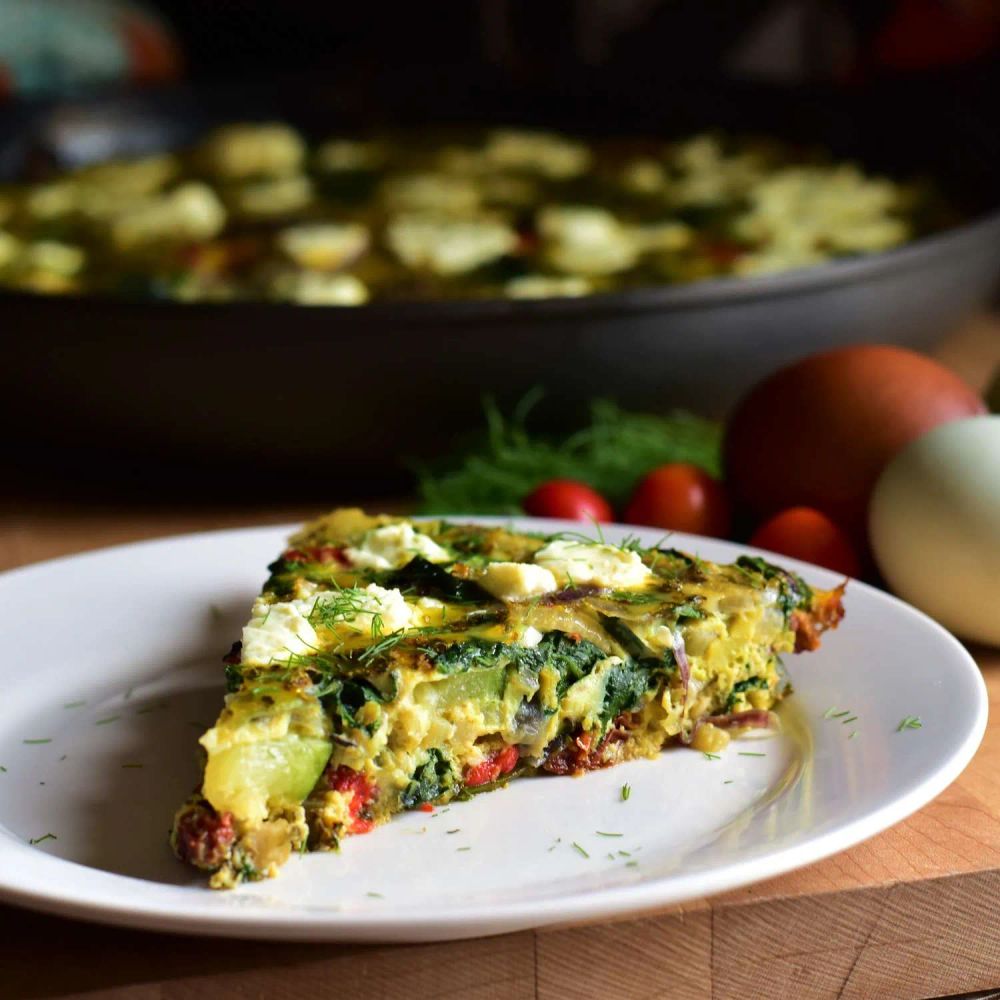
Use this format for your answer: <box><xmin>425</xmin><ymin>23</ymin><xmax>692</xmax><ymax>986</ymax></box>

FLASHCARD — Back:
<box><xmin>173</xmin><ymin>802</ymin><xmax>235</xmax><ymax>870</ymax></box>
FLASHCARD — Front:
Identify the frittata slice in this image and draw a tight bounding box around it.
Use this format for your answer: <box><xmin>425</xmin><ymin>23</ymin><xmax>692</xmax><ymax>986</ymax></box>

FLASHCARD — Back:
<box><xmin>171</xmin><ymin>509</ymin><xmax>844</xmax><ymax>887</ymax></box>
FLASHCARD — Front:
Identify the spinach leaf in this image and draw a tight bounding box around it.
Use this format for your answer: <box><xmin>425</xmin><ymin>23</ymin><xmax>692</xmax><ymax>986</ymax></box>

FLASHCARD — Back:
<box><xmin>385</xmin><ymin>557</ymin><xmax>497</xmax><ymax>605</ymax></box>
<box><xmin>321</xmin><ymin>678</ymin><xmax>388</xmax><ymax>736</ymax></box>
<box><xmin>400</xmin><ymin>749</ymin><xmax>456</xmax><ymax>809</ymax></box>
<box><xmin>423</xmin><ymin>637</ymin><xmax>513</xmax><ymax>675</ymax></box>
<box><xmin>736</xmin><ymin>555</ymin><xmax>813</xmax><ymax>619</ymax></box>
<box><xmin>597</xmin><ymin>658</ymin><xmax>657</xmax><ymax>732</ymax></box>
<box><xmin>725</xmin><ymin>675</ymin><xmax>769</xmax><ymax>711</ymax></box>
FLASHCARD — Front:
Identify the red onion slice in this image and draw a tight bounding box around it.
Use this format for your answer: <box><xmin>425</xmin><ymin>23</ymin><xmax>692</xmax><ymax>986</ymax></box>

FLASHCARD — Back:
<box><xmin>673</xmin><ymin>630</ymin><xmax>691</xmax><ymax>706</ymax></box>
<box><xmin>704</xmin><ymin>709</ymin><xmax>774</xmax><ymax>730</ymax></box>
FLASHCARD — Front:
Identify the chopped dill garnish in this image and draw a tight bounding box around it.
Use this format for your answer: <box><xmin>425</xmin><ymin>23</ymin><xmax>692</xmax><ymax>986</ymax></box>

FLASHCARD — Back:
<box><xmin>897</xmin><ymin>716</ymin><xmax>923</xmax><ymax>732</ymax></box>
<box><xmin>849</xmin><ymin>731</ymin><xmax>859</xmax><ymax>740</ymax></box>
<box><xmin>723</xmin><ymin>779</ymin><xmax>734</xmax><ymax>784</ymax></box>
<box><xmin>62</xmin><ymin>700</ymin><xmax>86</xmax><ymax>709</ymax></box>
<box><xmin>625</xmin><ymin>861</ymin><xmax>639</xmax><ymax>868</ymax></box>
<box><xmin>95</xmin><ymin>716</ymin><xmax>120</xmax><ymax>726</ymax></box>
<box><xmin>621</xmin><ymin>783</ymin><xmax>631</xmax><ymax>801</ymax></box>
<box><xmin>0</xmin><ymin>765</ymin><xmax>5</xmax><ymax>772</ymax></box>
<box><xmin>823</xmin><ymin>706</ymin><xmax>838</xmax><ymax>719</ymax></box>
<box><xmin>830</xmin><ymin>710</ymin><xmax>851</xmax><ymax>719</ymax></box>
<box><xmin>29</xmin><ymin>833</ymin><xmax>56</xmax><ymax>845</ymax></box>
<box><xmin>703</xmin><ymin>752</ymin><xmax>721</xmax><ymax>761</ymax></box>
<box><xmin>738</xmin><ymin>751</ymin><xmax>766</xmax><ymax>757</ymax></box>
<box><xmin>358</xmin><ymin>629</ymin><xmax>406</xmax><ymax>663</ymax></box>
<box><xmin>571</xmin><ymin>842</ymin><xmax>590</xmax><ymax>859</ymax></box>
<box><xmin>446</xmin><ymin>828</ymin><xmax>460</xmax><ymax>835</ymax></box>
<box><xmin>307</xmin><ymin>585</ymin><xmax>373</xmax><ymax>632</ymax></box>
<box><xmin>596</xmin><ymin>831</ymin><xmax>623</xmax><ymax>838</ymax></box>
<box><xmin>841</xmin><ymin>716</ymin><xmax>858</xmax><ymax>725</ymax></box>
<box><xmin>366</xmin><ymin>892</ymin><xmax>384</xmax><ymax>899</ymax></box>
<box><xmin>456</xmin><ymin>846</ymin><xmax>472</xmax><ymax>852</ymax></box>
<box><xmin>617</xmin><ymin>849</ymin><xmax>631</xmax><ymax>857</ymax></box>
<box><xmin>547</xmin><ymin>837</ymin><xmax>562</xmax><ymax>852</ymax></box>
<box><xmin>23</xmin><ymin>738</ymin><xmax>51</xmax><ymax>745</ymax></box>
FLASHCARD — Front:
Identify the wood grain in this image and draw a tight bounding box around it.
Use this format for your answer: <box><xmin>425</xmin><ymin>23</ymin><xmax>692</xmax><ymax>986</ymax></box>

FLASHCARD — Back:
<box><xmin>1</xmin><ymin>322</ymin><xmax>998</xmax><ymax>999</ymax></box>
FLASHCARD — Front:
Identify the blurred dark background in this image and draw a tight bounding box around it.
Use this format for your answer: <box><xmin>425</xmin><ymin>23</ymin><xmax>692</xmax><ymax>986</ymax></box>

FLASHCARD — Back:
<box><xmin>0</xmin><ymin>0</ymin><xmax>996</xmax><ymax>508</ymax></box>
<box><xmin>1</xmin><ymin>0</ymin><xmax>997</xmax><ymax>104</ymax></box>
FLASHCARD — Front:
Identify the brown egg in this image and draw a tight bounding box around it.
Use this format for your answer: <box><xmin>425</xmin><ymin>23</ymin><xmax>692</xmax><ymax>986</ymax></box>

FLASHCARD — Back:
<box><xmin>723</xmin><ymin>345</ymin><xmax>986</xmax><ymax>542</ymax></box>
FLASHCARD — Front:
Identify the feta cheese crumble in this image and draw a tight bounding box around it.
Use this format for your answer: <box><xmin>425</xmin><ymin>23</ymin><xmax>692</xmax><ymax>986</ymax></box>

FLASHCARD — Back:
<box><xmin>477</xmin><ymin>562</ymin><xmax>558</xmax><ymax>601</ymax></box>
<box><xmin>534</xmin><ymin>540</ymin><xmax>653</xmax><ymax>589</ymax></box>
<box><xmin>386</xmin><ymin>213</ymin><xmax>516</xmax><ymax>276</ymax></box>
<box><xmin>344</xmin><ymin>523</ymin><xmax>451</xmax><ymax>570</ymax></box>
<box><xmin>240</xmin><ymin>584</ymin><xmax>414</xmax><ymax>665</ymax></box>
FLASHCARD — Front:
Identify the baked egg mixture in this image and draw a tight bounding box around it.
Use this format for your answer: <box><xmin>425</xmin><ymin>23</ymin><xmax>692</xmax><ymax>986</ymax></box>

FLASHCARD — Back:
<box><xmin>171</xmin><ymin>509</ymin><xmax>844</xmax><ymax>887</ymax></box>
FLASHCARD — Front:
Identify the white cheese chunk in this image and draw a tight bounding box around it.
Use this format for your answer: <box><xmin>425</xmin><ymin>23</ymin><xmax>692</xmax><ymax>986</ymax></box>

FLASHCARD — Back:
<box><xmin>477</xmin><ymin>561</ymin><xmax>558</xmax><ymax>601</ymax></box>
<box><xmin>386</xmin><ymin>213</ymin><xmax>516</xmax><ymax>276</ymax></box>
<box><xmin>329</xmin><ymin>584</ymin><xmax>413</xmax><ymax>635</ymax></box>
<box><xmin>277</xmin><ymin>222</ymin><xmax>369</xmax><ymax>271</ymax></box>
<box><xmin>110</xmin><ymin>183</ymin><xmax>226</xmax><ymax>250</ymax></box>
<box><xmin>241</xmin><ymin>596</ymin><xmax>319</xmax><ymax>666</ymax></box>
<box><xmin>197</xmin><ymin>123</ymin><xmax>306</xmax><ymax>179</ymax></box>
<box><xmin>521</xmin><ymin>625</ymin><xmax>545</xmax><ymax>648</ymax></box>
<box><xmin>538</xmin><ymin>206</ymin><xmax>639</xmax><ymax>276</ymax></box>
<box><xmin>270</xmin><ymin>271</ymin><xmax>368</xmax><ymax>306</ymax></box>
<box><xmin>483</xmin><ymin>129</ymin><xmax>591</xmax><ymax>179</ymax></box>
<box><xmin>534</xmin><ymin>539</ymin><xmax>653</xmax><ymax>589</ymax></box>
<box><xmin>504</xmin><ymin>274</ymin><xmax>591</xmax><ymax>299</ymax></box>
<box><xmin>344</xmin><ymin>523</ymin><xmax>450</xmax><ymax>571</ymax></box>
<box><xmin>241</xmin><ymin>583</ymin><xmax>415</xmax><ymax>665</ymax></box>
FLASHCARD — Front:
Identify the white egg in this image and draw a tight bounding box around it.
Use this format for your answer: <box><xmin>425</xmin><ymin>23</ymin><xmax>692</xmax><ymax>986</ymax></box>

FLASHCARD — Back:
<box><xmin>869</xmin><ymin>416</ymin><xmax>1000</xmax><ymax>646</ymax></box>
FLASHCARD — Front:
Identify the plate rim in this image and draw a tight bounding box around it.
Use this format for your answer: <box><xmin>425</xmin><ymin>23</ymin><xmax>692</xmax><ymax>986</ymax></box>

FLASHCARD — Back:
<box><xmin>0</xmin><ymin>517</ymin><xmax>988</xmax><ymax>941</ymax></box>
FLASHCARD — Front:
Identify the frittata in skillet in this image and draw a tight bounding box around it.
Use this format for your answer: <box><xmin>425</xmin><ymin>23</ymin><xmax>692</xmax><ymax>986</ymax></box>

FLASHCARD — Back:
<box><xmin>171</xmin><ymin>509</ymin><xmax>844</xmax><ymax>887</ymax></box>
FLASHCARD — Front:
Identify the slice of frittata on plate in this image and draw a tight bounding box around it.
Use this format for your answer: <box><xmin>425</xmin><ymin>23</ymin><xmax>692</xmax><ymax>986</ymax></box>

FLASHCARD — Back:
<box><xmin>171</xmin><ymin>509</ymin><xmax>845</xmax><ymax>887</ymax></box>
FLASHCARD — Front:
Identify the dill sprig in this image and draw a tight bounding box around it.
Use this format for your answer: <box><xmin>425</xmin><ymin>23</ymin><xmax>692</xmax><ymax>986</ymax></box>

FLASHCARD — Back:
<box><xmin>307</xmin><ymin>585</ymin><xmax>376</xmax><ymax>632</ymax></box>
<box><xmin>415</xmin><ymin>396</ymin><xmax>721</xmax><ymax>514</ymax></box>
<box><xmin>897</xmin><ymin>716</ymin><xmax>923</xmax><ymax>732</ymax></box>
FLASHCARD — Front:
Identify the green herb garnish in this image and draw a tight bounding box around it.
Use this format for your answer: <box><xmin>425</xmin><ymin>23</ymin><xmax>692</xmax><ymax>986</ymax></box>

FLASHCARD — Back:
<box><xmin>897</xmin><ymin>716</ymin><xmax>923</xmax><ymax>732</ymax></box>
<box><xmin>703</xmin><ymin>752</ymin><xmax>721</xmax><ymax>761</ymax></box>
<box><xmin>29</xmin><ymin>833</ymin><xmax>56</xmax><ymax>845</ymax></box>
<box><xmin>415</xmin><ymin>396</ymin><xmax>720</xmax><ymax>514</ymax></box>
<box><xmin>738</xmin><ymin>751</ymin><xmax>766</xmax><ymax>757</ymax></box>
<box><xmin>571</xmin><ymin>842</ymin><xmax>590</xmax><ymax>859</ymax></box>
<box><xmin>596</xmin><ymin>831</ymin><xmax>623</xmax><ymax>838</ymax></box>
<box><xmin>23</xmin><ymin>738</ymin><xmax>51</xmax><ymax>745</ymax></box>
<box><xmin>621</xmin><ymin>783</ymin><xmax>631</xmax><ymax>801</ymax></box>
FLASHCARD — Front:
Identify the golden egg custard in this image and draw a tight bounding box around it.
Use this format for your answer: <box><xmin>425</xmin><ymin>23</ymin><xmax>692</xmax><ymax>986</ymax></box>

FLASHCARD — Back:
<box><xmin>171</xmin><ymin>509</ymin><xmax>844</xmax><ymax>887</ymax></box>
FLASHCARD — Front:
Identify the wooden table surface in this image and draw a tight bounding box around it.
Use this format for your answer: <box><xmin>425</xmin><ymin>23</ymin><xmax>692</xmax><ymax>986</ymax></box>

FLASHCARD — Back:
<box><xmin>2</xmin><ymin>322</ymin><xmax>998</xmax><ymax>1000</ymax></box>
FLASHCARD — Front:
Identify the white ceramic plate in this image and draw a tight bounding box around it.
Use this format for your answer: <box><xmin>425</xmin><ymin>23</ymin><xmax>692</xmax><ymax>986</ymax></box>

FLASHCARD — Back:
<box><xmin>0</xmin><ymin>518</ymin><xmax>986</xmax><ymax>942</ymax></box>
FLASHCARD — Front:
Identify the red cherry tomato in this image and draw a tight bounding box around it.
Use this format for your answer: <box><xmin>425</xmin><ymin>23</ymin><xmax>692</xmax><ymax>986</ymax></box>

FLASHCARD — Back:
<box><xmin>624</xmin><ymin>464</ymin><xmax>731</xmax><ymax>538</ymax></box>
<box><xmin>749</xmin><ymin>507</ymin><xmax>860</xmax><ymax>577</ymax></box>
<box><xmin>523</xmin><ymin>479</ymin><xmax>613</xmax><ymax>522</ymax></box>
